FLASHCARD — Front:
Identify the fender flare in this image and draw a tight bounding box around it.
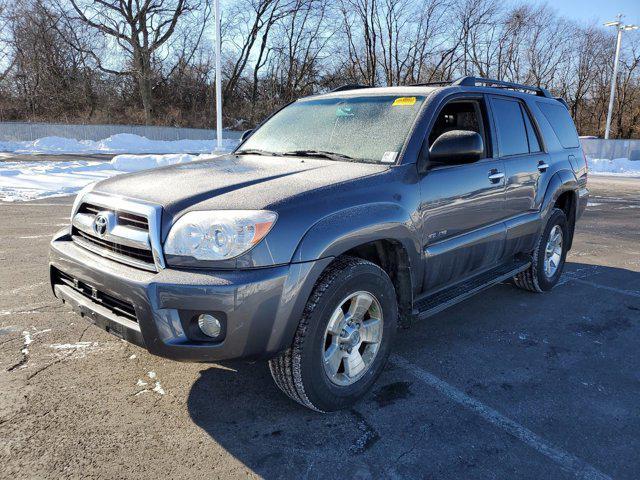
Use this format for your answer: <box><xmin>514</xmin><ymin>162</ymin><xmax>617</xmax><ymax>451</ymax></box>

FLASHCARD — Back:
<box><xmin>291</xmin><ymin>202</ymin><xmax>422</xmax><ymax>291</ymax></box>
<box><xmin>540</xmin><ymin>169</ymin><xmax>578</xmax><ymax>222</ymax></box>
<box><xmin>539</xmin><ymin>169</ymin><xmax>579</xmax><ymax>249</ymax></box>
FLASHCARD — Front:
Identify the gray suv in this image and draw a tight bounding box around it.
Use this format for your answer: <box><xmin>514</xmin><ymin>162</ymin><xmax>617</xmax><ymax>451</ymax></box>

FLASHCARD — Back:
<box><xmin>49</xmin><ymin>77</ymin><xmax>589</xmax><ymax>411</ymax></box>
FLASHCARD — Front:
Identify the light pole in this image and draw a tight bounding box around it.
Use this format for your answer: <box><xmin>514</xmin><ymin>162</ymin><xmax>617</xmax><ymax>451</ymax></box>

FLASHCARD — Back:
<box><xmin>214</xmin><ymin>0</ymin><xmax>223</xmax><ymax>151</ymax></box>
<box><xmin>603</xmin><ymin>15</ymin><xmax>639</xmax><ymax>139</ymax></box>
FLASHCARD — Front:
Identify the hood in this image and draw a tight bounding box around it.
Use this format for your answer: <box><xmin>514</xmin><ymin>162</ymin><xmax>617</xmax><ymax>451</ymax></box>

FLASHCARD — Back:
<box><xmin>93</xmin><ymin>154</ymin><xmax>388</xmax><ymax>218</ymax></box>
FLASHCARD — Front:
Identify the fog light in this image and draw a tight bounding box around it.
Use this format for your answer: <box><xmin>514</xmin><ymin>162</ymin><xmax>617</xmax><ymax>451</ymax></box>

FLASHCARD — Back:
<box><xmin>197</xmin><ymin>314</ymin><xmax>222</xmax><ymax>338</ymax></box>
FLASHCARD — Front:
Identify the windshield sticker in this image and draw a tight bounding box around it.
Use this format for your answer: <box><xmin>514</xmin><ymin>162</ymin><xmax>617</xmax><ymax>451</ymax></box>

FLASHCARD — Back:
<box><xmin>392</xmin><ymin>97</ymin><xmax>416</xmax><ymax>106</ymax></box>
<box><xmin>381</xmin><ymin>151</ymin><xmax>398</xmax><ymax>163</ymax></box>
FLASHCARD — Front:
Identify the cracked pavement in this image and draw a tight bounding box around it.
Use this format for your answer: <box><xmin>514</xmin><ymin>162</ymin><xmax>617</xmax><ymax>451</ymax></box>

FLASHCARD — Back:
<box><xmin>1</xmin><ymin>176</ymin><xmax>640</xmax><ymax>479</ymax></box>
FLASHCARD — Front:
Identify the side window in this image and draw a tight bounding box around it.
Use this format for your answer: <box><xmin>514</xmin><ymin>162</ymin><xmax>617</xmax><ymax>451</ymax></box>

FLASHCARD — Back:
<box><xmin>492</xmin><ymin>98</ymin><xmax>529</xmax><ymax>156</ymax></box>
<box><xmin>521</xmin><ymin>105</ymin><xmax>541</xmax><ymax>153</ymax></box>
<box><xmin>428</xmin><ymin>99</ymin><xmax>488</xmax><ymax>157</ymax></box>
<box><xmin>537</xmin><ymin>102</ymin><xmax>579</xmax><ymax>149</ymax></box>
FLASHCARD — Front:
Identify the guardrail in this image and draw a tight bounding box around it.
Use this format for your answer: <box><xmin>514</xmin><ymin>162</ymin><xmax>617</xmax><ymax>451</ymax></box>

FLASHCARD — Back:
<box><xmin>0</xmin><ymin>122</ymin><xmax>242</xmax><ymax>142</ymax></box>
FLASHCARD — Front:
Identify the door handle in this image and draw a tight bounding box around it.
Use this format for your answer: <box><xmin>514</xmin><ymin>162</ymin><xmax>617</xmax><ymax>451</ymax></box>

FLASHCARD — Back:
<box><xmin>537</xmin><ymin>161</ymin><xmax>549</xmax><ymax>172</ymax></box>
<box><xmin>488</xmin><ymin>171</ymin><xmax>505</xmax><ymax>183</ymax></box>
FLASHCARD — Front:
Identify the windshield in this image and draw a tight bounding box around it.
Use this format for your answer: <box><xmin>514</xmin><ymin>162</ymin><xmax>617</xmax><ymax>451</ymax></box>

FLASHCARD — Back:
<box><xmin>238</xmin><ymin>95</ymin><xmax>426</xmax><ymax>164</ymax></box>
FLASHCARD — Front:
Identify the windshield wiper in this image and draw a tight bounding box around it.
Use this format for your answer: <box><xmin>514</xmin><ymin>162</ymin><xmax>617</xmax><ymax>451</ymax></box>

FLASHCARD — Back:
<box><xmin>235</xmin><ymin>148</ymin><xmax>278</xmax><ymax>156</ymax></box>
<box><xmin>282</xmin><ymin>150</ymin><xmax>354</xmax><ymax>162</ymax></box>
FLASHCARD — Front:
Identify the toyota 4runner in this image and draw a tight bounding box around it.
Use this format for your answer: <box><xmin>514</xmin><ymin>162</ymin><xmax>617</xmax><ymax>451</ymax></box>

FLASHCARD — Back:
<box><xmin>50</xmin><ymin>77</ymin><xmax>589</xmax><ymax>411</ymax></box>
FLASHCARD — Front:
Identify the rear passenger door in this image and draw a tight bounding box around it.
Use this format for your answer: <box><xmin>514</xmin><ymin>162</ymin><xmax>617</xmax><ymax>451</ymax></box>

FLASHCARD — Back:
<box><xmin>488</xmin><ymin>95</ymin><xmax>551</xmax><ymax>257</ymax></box>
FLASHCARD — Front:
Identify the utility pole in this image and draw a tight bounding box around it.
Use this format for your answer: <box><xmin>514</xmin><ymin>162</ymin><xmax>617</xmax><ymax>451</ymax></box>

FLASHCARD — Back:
<box><xmin>214</xmin><ymin>0</ymin><xmax>223</xmax><ymax>150</ymax></box>
<box><xmin>604</xmin><ymin>15</ymin><xmax>639</xmax><ymax>139</ymax></box>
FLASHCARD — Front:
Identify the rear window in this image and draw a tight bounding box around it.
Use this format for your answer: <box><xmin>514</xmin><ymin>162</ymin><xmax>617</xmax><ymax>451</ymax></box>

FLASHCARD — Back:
<box><xmin>537</xmin><ymin>102</ymin><xmax>579</xmax><ymax>149</ymax></box>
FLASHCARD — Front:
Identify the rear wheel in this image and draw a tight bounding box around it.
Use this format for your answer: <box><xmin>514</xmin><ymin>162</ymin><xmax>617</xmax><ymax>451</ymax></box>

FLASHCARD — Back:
<box><xmin>513</xmin><ymin>208</ymin><xmax>568</xmax><ymax>292</ymax></box>
<box><xmin>269</xmin><ymin>256</ymin><xmax>397</xmax><ymax>412</ymax></box>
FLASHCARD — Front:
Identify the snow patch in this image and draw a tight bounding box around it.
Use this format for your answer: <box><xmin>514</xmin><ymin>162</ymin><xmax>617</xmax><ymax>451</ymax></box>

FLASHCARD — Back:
<box><xmin>0</xmin><ymin>151</ymin><xmax>233</xmax><ymax>202</ymax></box>
<box><xmin>588</xmin><ymin>157</ymin><xmax>640</xmax><ymax>176</ymax></box>
<box><xmin>109</xmin><ymin>152</ymin><xmax>221</xmax><ymax>172</ymax></box>
<box><xmin>134</xmin><ymin>371</ymin><xmax>165</xmax><ymax>396</ymax></box>
<box><xmin>0</xmin><ymin>161</ymin><xmax>121</xmax><ymax>202</ymax></box>
<box><xmin>49</xmin><ymin>341</ymin><xmax>104</xmax><ymax>359</ymax></box>
<box><xmin>50</xmin><ymin>341</ymin><xmax>98</xmax><ymax>350</ymax></box>
<box><xmin>22</xmin><ymin>330</ymin><xmax>32</xmax><ymax>350</ymax></box>
<box><xmin>153</xmin><ymin>381</ymin><xmax>166</xmax><ymax>395</ymax></box>
<box><xmin>0</xmin><ymin>133</ymin><xmax>237</xmax><ymax>155</ymax></box>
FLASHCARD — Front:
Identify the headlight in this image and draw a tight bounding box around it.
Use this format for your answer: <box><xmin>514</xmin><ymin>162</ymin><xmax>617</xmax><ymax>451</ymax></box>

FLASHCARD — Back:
<box><xmin>164</xmin><ymin>210</ymin><xmax>277</xmax><ymax>261</ymax></box>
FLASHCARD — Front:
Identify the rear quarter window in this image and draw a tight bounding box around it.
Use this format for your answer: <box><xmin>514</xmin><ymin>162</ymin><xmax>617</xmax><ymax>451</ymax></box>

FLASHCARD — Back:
<box><xmin>537</xmin><ymin>102</ymin><xmax>579</xmax><ymax>149</ymax></box>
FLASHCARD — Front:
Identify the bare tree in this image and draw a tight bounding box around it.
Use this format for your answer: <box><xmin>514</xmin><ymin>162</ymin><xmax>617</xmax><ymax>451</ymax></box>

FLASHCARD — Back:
<box><xmin>0</xmin><ymin>0</ymin><xmax>639</xmax><ymax>137</ymax></box>
<box><xmin>0</xmin><ymin>0</ymin><xmax>15</xmax><ymax>82</ymax></box>
<box><xmin>222</xmin><ymin>0</ymin><xmax>292</xmax><ymax>102</ymax></box>
<box><xmin>58</xmin><ymin>0</ymin><xmax>208</xmax><ymax>123</ymax></box>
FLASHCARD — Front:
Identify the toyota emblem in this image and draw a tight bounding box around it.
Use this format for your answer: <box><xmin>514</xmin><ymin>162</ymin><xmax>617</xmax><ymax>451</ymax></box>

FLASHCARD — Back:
<box><xmin>93</xmin><ymin>212</ymin><xmax>110</xmax><ymax>237</ymax></box>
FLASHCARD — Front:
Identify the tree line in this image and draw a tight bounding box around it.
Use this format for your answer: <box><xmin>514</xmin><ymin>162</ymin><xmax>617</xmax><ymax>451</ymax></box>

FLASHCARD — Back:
<box><xmin>0</xmin><ymin>0</ymin><xmax>638</xmax><ymax>138</ymax></box>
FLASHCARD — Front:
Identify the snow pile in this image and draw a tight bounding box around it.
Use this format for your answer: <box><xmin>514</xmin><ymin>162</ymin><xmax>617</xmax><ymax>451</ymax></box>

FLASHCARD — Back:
<box><xmin>0</xmin><ymin>152</ymin><xmax>224</xmax><ymax>202</ymax></box>
<box><xmin>0</xmin><ymin>133</ymin><xmax>238</xmax><ymax>155</ymax></box>
<box><xmin>0</xmin><ymin>161</ymin><xmax>119</xmax><ymax>202</ymax></box>
<box><xmin>109</xmin><ymin>153</ymin><xmax>204</xmax><ymax>172</ymax></box>
<box><xmin>588</xmin><ymin>157</ymin><xmax>640</xmax><ymax>177</ymax></box>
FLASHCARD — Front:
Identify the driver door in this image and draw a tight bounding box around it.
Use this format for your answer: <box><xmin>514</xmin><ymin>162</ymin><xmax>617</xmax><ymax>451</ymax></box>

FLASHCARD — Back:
<box><xmin>418</xmin><ymin>96</ymin><xmax>506</xmax><ymax>293</ymax></box>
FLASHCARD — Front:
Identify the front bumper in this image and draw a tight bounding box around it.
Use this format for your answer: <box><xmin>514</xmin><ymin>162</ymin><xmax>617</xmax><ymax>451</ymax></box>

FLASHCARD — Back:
<box><xmin>49</xmin><ymin>230</ymin><xmax>331</xmax><ymax>362</ymax></box>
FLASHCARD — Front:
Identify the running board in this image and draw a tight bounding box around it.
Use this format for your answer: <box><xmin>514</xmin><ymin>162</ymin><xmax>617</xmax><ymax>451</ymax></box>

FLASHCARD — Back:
<box><xmin>413</xmin><ymin>260</ymin><xmax>531</xmax><ymax>320</ymax></box>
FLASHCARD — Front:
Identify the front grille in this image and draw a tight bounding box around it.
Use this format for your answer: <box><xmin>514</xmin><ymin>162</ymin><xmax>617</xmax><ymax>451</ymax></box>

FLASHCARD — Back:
<box><xmin>117</xmin><ymin>212</ymin><xmax>148</xmax><ymax>230</ymax></box>
<box><xmin>72</xmin><ymin>201</ymin><xmax>156</xmax><ymax>271</ymax></box>
<box><xmin>53</xmin><ymin>268</ymin><xmax>137</xmax><ymax>322</ymax></box>
<box><xmin>72</xmin><ymin>228</ymin><xmax>155</xmax><ymax>265</ymax></box>
<box><xmin>80</xmin><ymin>203</ymin><xmax>149</xmax><ymax>231</ymax></box>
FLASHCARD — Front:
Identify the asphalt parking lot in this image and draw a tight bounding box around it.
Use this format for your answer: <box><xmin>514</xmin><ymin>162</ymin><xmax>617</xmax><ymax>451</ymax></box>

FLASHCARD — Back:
<box><xmin>1</xmin><ymin>176</ymin><xmax>639</xmax><ymax>480</ymax></box>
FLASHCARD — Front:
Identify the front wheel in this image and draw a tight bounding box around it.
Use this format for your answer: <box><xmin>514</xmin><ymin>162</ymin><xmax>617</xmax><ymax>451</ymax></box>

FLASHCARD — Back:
<box><xmin>269</xmin><ymin>256</ymin><xmax>397</xmax><ymax>412</ymax></box>
<box><xmin>513</xmin><ymin>207</ymin><xmax>568</xmax><ymax>292</ymax></box>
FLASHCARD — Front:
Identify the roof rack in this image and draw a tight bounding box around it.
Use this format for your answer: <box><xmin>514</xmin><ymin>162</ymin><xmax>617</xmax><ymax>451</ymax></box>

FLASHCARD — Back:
<box><xmin>453</xmin><ymin>76</ymin><xmax>553</xmax><ymax>98</ymax></box>
<box><xmin>410</xmin><ymin>80</ymin><xmax>453</xmax><ymax>87</ymax></box>
<box><xmin>330</xmin><ymin>84</ymin><xmax>372</xmax><ymax>93</ymax></box>
<box><xmin>330</xmin><ymin>78</ymin><xmax>565</xmax><ymax>104</ymax></box>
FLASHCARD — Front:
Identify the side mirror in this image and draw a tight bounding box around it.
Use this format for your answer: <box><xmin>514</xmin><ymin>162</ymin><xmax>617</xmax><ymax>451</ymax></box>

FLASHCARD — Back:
<box><xmin>428</xmin><ymin>130</ymin><xmax>483</xmax><ymax>166</ymax></box>
<box><xmin>241</xmin><ymin>129</ymin><xmax>253</xmax><ymax>142</ymax></box>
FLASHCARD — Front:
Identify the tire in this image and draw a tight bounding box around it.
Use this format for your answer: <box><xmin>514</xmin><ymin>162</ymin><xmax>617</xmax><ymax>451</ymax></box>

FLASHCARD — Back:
<box><xmin>269</xmin><ymin>256</ymin><xmax>398</xmax><ymax>412</ymax></box>
<box><xmin>513</xmin><ymin>208</ymin><xmax>568</xmax><ymax>292</ymax></box>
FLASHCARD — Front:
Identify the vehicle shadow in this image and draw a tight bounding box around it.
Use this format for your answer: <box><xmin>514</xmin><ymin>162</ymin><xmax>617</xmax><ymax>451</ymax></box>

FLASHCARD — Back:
<box><xmin>187</xmin><ymin>262</ymin><xmax>640</xmax><ymax>479</ymax></box>
<box><xmin>187</xmin><ymin>360</ymin><xmax>389</xmax><ymax>478</ymax></box>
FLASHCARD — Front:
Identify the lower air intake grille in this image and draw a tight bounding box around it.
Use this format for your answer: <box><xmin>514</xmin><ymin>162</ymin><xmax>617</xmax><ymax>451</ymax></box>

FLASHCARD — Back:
<box><xmin>53</xmin><ymin>268</ymin><xmax>137</xmax><ymax>322</ymax></box>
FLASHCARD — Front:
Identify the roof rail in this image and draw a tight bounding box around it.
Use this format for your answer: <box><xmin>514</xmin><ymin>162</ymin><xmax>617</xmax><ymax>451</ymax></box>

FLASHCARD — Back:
<box><xmin>409</xmin><ymin>80</ymin><xmax>454</xmax><ymax>87</ymax></box>
<box><xmin>330</xmin><ymin>84</ymin><xmax>371</xmax><ymax>93</ymax></box>
<box><xmin>453</xmin><ymin>76</ymin><xmax>553</xmax><ymax>98</ymax></box>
